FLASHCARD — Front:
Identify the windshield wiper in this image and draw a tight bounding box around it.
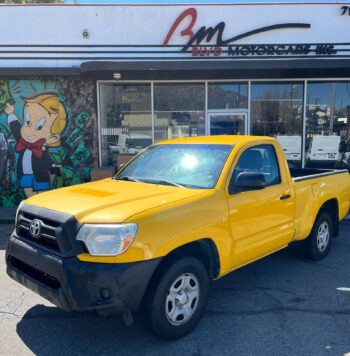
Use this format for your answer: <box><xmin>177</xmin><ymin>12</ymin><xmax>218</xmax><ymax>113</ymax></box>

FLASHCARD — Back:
<box><xmin>147</xmin><ymin>179</ymin><xmax>185</xmax><ymax>188</ymax></box>
<box><xmin>116</xmin><ymin>176</ymin><xmax>184</xmax><ymax>187</ymax></box>
<box><xmin>115</xmin><ymin>176</ymin><xmax>140</xmax><ymax>182</ymax></box>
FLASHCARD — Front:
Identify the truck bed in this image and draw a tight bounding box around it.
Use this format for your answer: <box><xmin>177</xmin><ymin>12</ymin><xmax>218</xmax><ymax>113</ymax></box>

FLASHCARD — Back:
<box><xmin>290</xmin><ymin>168</ymin><xmax>349</xmax><ymax>182</ymax></box>
<box><xmin>291</xmin><ymin>167</ymin><xmax>350</xmax><ymax>241</ymax></box>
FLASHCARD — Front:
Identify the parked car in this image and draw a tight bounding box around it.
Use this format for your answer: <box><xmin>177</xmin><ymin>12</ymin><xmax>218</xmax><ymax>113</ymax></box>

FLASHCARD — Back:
<box><xmin>335</xmin><ymin>138</ymin><xmax>350</xmax><ymax>170</ymax></box>
<box><xmin>110</xmin><ymin>133</ymin><xmax>152</xmax><ymax>155</ymax></box>
<box><xmin>276</xmin><ymin>135</ymin><xmax>301</xmax><ymax>164</ymax></box>
<box><xmin>0</xmin><ymin>132</ymin><xmax>14</xmax><ymax>189</ymax></box>
<box><xmin>6</xmin><ymin>135</ymin><xmax>350</xmax><ymax>340</ymax></box>
<box><xmin>306</xmin><ymin>135</ymin><xmax>341</xmax><ymax>168</ymax></box>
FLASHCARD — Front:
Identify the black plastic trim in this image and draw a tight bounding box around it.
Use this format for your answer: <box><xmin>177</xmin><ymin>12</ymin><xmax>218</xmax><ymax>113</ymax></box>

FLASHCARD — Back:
<box><xmin>16</xmin><ymin>203</ymin><xmax>85</xmax><ymax>257</ymax></box>
<box><xmin>6</xmin><ymin>235</ymin><xmax>162</xmax><ymax>314</ymax></box>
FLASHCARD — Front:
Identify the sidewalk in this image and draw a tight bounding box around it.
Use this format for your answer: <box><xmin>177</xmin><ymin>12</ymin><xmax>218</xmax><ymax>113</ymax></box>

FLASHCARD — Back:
<box><xmin>0</xmin><ymin>207</ymin><xmax>17</xmax><ymax>224</ymax></box>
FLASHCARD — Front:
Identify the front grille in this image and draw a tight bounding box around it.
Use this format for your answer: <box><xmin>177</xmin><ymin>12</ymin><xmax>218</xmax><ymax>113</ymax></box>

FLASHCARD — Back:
<box><xmin>9</xmin><ymin>256</ymin><xmax>61</xmax><ymax>290</ymax></box>
<box><xmin>17</xmin><ymin>215</ymin><xmax>60</xmax><ymax>251</ymax></box>
<box><xmin>17</xmin><ymin>213</ymin><xmax>62</xmax><ymax>252</ymax></box>
<box><xmin>14</xmin><ymin>205</ymin><xmax>85</xmax><ymax>257</ymax></box>
<box><xmin>15</xmin><ymin>204</ymin><xmax>85</xmax><ymax>257</ymax></box>
<box><xmin>17</xmin><ymin>224</ymin><xmax>60</xmax><ymax>251</ymax></box>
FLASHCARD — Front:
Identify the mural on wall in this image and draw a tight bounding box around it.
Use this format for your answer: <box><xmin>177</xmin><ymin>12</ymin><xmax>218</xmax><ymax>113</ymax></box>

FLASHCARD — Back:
<box><xmin>0</xmin><ymin>79</ymin><xmax>98</xmax><ymax>207</ymax></box>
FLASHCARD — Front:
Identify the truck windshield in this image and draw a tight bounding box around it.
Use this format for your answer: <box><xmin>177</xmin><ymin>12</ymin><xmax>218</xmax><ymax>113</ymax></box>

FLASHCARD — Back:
<box><xmin>115</xmin><ymin>143</ymin><xmax>233</xmax><ymax>189</ymax></box>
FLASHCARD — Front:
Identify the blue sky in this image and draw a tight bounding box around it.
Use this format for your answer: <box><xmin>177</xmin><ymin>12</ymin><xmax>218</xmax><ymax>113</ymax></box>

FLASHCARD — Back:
<box><xmin>64</xmin><ymin>0</ymin><xmax>340</xmax><ymax>3</ymax></box>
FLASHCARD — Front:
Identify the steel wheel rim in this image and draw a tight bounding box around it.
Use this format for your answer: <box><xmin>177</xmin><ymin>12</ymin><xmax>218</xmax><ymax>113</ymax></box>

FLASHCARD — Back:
<box><xmin>317</xmin><ymin>221</ymin><xmax>330</xmax><ymax>252</ymax></box>
<box><xmin>165</xmin><ymin>272</ymin><xmax>200</xmax><ymax>326</ymax></box>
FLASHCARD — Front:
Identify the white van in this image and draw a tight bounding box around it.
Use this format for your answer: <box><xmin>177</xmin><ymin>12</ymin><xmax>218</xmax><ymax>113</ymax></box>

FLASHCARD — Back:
<box><xmin>110</xmin><ymin>133</ymin><xmax>152</xmax><ymax>155</ymax></box>
<box><xmin>276</xmin><ymin>135</ymin><xmax>301</xmax><ymax>161</ymax></box>
<box><xmin>307</xmin><ymin>135</ymin><xmax>341</xmax><ymax>162</ymax></box>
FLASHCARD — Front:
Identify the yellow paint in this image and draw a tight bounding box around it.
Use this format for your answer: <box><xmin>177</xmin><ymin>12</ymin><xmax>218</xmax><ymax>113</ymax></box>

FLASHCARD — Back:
<box><xmin>311</xmin><ymin>183</ymin><xmax>320</xmax><ymax>198</ymax></box>
<box><xmin>25</xmin><ymin>135</ymin><xmax>350</xmax><ymax>278</ymax></box>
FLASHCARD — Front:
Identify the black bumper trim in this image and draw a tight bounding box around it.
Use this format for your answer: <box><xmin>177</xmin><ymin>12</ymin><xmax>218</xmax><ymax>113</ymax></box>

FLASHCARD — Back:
<box><xmin>17</xmin><ymin>203</ymin><xmax>86</xmax><ymax>257</ymax></box>
<box><xmin>6</xmin><ymin>234</ymin><xmax>162</xmax><ymax>314</ymax></box>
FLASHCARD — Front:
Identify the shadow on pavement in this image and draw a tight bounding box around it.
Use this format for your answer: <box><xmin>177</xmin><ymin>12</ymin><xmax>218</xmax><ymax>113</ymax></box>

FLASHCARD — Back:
<box><xmin>13</xmin><ymin>223</ymin><xmax>350</xmax><ymax>355</ymax></box>
<box><xmin>16</xmin><ymin>305</ymin><xmax>168</xmax><ymax>356</ymax></box>
<box><xmin>14</xmin><ymin>244</ymin><xmax>313</xmax><ymax>356</ymax></box>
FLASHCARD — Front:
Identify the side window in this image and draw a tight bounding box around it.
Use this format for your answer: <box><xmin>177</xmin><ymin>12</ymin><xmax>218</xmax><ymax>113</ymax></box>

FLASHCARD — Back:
<box><xmin>230</xmin><ymin>144</ymin><xmax>281</xmax><ymax>193</ymax></box>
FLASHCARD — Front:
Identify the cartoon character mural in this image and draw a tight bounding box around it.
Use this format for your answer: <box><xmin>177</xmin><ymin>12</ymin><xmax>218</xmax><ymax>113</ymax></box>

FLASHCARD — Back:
<box><xmin>0</xmin><ymin>79</ymin><xmax>98</xmax><ymax>206</ymax></box>
<box><xmin>5</xmin><ymin>95</ymin><xmax>67</xmax><ymax>197</ymax></box>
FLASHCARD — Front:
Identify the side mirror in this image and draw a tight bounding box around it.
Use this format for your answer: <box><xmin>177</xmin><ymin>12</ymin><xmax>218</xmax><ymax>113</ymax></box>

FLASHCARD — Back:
<box><xmin>235</xmin><ymin>172</ymin><xmax>266</xmax><ymax>190</ymax></box>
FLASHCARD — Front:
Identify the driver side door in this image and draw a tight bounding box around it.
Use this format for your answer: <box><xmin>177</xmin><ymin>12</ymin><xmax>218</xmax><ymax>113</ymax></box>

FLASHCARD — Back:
<box><xmin>227</xmin><ymin>143</ymin><xmax>295</xmax><ymax>268</ymax></box>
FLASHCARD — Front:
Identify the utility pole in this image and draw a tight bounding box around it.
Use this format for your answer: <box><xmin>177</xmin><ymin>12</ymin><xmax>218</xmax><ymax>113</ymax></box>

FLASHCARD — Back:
<box><xmin>330</xmin><ymin>83</ymin><xmax>336</xmax><ymax>132</ymax></box>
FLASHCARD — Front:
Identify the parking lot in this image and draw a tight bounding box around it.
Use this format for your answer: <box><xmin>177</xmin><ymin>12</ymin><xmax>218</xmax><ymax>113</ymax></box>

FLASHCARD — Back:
<box><xmin>1</xmin><ymin>222</ymin><xmax>350</xmax><ymax>356</ymax></box>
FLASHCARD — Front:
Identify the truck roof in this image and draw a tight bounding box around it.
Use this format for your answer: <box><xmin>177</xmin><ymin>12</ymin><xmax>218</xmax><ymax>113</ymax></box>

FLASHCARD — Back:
<box><xmin>156</xmin><ymin>135</ymin><xmax>276</xmax><ymax>145</ymax></box>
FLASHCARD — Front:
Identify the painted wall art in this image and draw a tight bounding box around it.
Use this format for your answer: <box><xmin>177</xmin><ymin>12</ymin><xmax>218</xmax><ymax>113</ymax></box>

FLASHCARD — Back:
<box><xmin>0</xmin><ymin>79</ymin><xmax>98</xmax><ymax>207</ymax></box>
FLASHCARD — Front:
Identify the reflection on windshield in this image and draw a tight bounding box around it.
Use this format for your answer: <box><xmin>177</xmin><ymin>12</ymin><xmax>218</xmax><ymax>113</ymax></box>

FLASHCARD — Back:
<box><xmin>115</xmin><ymin>144</ymin><xmax>233</xmax><ymax>189</ymax></box>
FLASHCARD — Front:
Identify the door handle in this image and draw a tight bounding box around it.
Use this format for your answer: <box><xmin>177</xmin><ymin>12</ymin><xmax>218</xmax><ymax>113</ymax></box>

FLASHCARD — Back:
<box><xmin>280</xmin><ymin>194</ymin><xmax>291</xmax><ymax>200</ymax></box>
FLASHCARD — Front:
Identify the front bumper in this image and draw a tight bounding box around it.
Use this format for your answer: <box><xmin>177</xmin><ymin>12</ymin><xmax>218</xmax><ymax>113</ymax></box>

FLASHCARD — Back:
<box><xmin>6</xmin><ymin>234</ymin><xmax>162</xmax><ymax>314</ymax></box>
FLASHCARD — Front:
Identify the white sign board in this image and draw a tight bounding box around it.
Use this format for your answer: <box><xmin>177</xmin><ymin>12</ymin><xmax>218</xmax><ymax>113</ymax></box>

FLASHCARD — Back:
<box><xmin>0</xmin><ymin>3</ymin><xmax>348</xmax><ymax>67</ymax></box>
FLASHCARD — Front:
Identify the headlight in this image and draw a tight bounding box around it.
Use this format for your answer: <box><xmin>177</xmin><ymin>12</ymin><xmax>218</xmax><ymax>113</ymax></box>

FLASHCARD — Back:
<box><xmin>77</xmin><ymin>223</ymin><xmax>137</xmax><ymax>256</ymax></box>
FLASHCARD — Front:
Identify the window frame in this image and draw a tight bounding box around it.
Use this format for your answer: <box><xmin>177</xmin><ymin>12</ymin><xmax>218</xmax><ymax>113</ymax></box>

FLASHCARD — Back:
<box><xmin>228</xmin><ymin>143</ymin><xmax>281</xmax><ymax>195</ymax></box>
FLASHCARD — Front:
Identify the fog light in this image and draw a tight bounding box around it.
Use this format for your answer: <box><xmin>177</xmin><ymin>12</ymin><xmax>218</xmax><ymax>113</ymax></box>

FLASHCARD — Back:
<box><xmin>100</xmin><ymin>287</ymin><xmax>111</xmax><ymax>300</ymax></box>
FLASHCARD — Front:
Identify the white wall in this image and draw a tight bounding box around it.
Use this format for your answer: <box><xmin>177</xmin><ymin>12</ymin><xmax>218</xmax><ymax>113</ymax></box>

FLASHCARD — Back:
<box><xmin>0</xmin><ymin>3</ymin><xmax>348</xmax><ymax>67</ymax></box>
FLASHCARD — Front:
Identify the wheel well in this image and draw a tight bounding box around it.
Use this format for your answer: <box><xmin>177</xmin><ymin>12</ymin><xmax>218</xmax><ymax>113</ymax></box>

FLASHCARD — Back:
<box><xmin>154</xmin><ymin>239</ymin><xmax>220</xmax><ymax>280</ymax></box>
<box><xmin>319</xmin><ymin>198</ymin><xmax>339</xmax><ymax>237</ymax></box>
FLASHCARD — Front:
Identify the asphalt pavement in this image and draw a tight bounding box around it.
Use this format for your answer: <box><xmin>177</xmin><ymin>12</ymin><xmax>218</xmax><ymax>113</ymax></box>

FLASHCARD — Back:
<box><xmin>1</xmin><ymin>222</ymin><xmax>350</xmax><ymax>356</ymax></box>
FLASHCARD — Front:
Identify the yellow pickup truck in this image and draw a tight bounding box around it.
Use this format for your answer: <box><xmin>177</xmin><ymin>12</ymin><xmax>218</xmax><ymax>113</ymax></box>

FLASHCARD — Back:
<box><xmin>6</xmin><ymin>135</ymin><xmax>350</xmax><ymax>340</ymax></box>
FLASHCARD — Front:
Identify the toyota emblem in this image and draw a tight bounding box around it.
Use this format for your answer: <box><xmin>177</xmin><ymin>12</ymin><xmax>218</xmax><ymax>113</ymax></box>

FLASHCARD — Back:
<box><xmin>29</xmin><ymin>219</ymin><xmax>42</xmax><ymax>238</ymax></box>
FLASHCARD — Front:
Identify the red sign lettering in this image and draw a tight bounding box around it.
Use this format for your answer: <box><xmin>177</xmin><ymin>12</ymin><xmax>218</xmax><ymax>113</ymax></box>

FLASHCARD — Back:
<box><xmin>163</xmin><ymin>8</ymin><xmax>197</xmax><ymax>46</ymax></box>
<box><xmin>192</xmin><ymin>46</ymin><xmax>223</xmax><ymax>57</ymax></box>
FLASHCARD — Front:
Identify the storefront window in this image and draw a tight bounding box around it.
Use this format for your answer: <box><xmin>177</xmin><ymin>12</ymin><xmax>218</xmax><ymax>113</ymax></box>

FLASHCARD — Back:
<box><xmin>306</xmin><ymin>82</ymin><xmax>350</xmax><ymax>169</ymax></box>
<box><xmin>98</xmin><ymin>80</ymin><xmax>350</xmax><ymax>170</ymax></box>
<box><xmin>99</xmin><ymin>84</ymin><xmax>152</xmax><ymax>167</ymax></box>
<box><xmin>250</xmin><ymin>82</ymin><xmax>304</xmax><ymax>167</ymax></box>
<box><xmin>208</xmin><ymin>82</ymin><xmax>248</xmax><ymax>109</ymax></box>
<box><xmin>154</xmin><ymin>83</ymin><xmax>205</xmax><ymax>141</ymax></box>
<box><xmin>209</xmin><ymin>114</ymin><xmax>246</xmax><ymax>135</ymax></box>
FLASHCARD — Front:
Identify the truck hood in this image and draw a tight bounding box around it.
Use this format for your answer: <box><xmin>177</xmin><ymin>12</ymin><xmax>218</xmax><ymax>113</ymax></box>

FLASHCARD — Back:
<box><xmin>25</xmin><ymin>178</ymin><xmax>205</xmax><ymax>223</ymax></box>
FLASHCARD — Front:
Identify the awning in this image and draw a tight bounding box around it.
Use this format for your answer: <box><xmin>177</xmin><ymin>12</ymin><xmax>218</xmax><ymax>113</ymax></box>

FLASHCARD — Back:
<box><xmin>80</xmin><ymin>58</ymin><xmax>350</xmax><ymax>80</ymax></box>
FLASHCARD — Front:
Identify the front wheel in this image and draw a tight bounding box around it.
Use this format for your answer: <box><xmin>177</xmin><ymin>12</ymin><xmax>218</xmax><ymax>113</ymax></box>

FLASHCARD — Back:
<box><xmin>143</xmin><ymin>257</ymin><xmax>209</xmax><ymax>340</ymax></box>
<box><xmin>302</xmin><ymin>212</ymin><xmax>333</xmax><ymax>261</ymax></box>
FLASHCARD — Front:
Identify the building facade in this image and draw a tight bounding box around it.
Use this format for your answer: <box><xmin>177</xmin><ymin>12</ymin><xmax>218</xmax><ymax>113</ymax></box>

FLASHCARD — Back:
<box><xmin>0</xmin><ymin>3</ymin><xmax>350</xmax><ymax>206</ymax></box>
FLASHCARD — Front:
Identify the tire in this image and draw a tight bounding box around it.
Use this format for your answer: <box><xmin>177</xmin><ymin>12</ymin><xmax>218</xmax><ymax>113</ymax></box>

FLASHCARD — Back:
<box><xmin>302</xmin><ymin>212</ymin><xmax>333</xmax><ymax>261</ymax></box>
<box><xmin>142</xmin><ymin>257</ymin><xmax>209</xmax><ymax>340</ymax></box>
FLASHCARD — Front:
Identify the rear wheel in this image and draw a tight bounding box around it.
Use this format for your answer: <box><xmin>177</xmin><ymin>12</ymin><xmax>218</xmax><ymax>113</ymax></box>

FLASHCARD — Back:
<box><xmin>302</xmin><ymin>212</ymin><xmax>333</xmax><ymax>261</ymax></box>
<box><xmin>143</xmin><ymin>257</ymin><xmax>209</xmax><ymax>340</ymax></box>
